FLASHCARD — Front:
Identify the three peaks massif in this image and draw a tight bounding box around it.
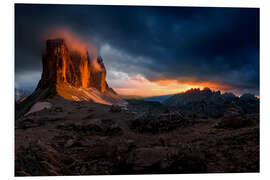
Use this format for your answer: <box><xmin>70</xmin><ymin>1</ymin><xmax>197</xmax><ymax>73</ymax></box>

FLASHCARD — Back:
<box><xmin>16</xmin><ymin>38</ymin><xmax>124</xmax><ymax>118</ymax></box>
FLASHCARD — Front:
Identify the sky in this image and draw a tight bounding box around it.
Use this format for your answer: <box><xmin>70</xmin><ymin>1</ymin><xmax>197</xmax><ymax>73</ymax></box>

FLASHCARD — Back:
<box><xmin>15</xmin><ymin>4</ymin><xmax>260</xmax><ymax>97</ymax></box>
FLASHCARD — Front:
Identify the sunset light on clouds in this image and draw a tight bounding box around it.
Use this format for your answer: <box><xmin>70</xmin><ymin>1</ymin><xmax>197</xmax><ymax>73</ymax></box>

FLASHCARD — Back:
<box><xmin>107</xmin><ymin>72</ymin><xmax>233</xmax><ymax>97</ymax></box>
<box><xmin>15</xmin><ymin>5</ymin><xmax>259</xmax><ymax>97</ymax></box>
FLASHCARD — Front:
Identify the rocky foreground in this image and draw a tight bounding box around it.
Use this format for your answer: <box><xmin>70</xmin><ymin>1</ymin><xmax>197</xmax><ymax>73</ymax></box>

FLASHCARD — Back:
<box><xmin>15</xmin><ymin>95</ymin><xmax>259</xmax><ymax>176</ymax></box>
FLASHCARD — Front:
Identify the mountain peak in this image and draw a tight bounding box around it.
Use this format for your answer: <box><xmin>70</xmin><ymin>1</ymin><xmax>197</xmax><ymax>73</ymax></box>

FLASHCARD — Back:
<box><xmin>16</xmin><ymin>38</ymin><xmax>125</xmax><ymax>118</ymax></box>
<box><xmin>46</xmin><ymin>38</ymin><xmax>65</xmax><ymax>49</ymax></box>
<box><xmin>38</xmin><ymin>38</ymin><xmax>108</xmax><ymax>93</ymax></box>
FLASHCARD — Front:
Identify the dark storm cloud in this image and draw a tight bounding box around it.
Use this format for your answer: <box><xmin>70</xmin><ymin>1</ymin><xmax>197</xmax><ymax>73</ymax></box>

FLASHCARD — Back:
<box><xmin>15</xmin><ymin>4</ymin><xmax>259</xmax><ymax>95</ymax></box>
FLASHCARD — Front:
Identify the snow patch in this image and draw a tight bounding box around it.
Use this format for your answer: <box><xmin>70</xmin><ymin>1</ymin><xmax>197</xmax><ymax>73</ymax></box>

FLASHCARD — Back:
<box><xmin>25</xmin><ymin>102</ymin><xmax>52</xmax><ymax>116</ymax></box>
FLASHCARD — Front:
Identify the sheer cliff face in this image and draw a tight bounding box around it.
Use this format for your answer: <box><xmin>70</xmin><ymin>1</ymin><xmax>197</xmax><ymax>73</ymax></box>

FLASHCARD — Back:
<box><xmin>16</xmin><ymin>38</ymin><xmax>124</xmax><ymax>118</ymax></box>
<box><xmin>38</xmin><ymin>39</ymin><xmax>107</xmax><ymax>93</ymax></box>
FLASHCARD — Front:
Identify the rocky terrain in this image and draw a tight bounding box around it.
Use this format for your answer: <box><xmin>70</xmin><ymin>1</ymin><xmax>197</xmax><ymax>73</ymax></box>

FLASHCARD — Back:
<box><xmin>15</xmin><ymin>95</ymin><xmax>259</xmax><ymax>175</ymax></box>
<box><xmin>15</xmin><ymin>38</ymin><xmax>259</xmax><ymax>176</ymax></box>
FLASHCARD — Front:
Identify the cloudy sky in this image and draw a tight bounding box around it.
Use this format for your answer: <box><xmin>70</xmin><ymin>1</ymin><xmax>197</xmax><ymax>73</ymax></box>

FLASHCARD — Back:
<box><xmin>15</xmin><ymin>4</ymin><xmax>259</xmax><ymax>97</ymax></box>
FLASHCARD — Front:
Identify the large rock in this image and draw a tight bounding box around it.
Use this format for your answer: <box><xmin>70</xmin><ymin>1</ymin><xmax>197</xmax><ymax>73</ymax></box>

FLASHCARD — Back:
<box><xmin>38</xmin><ymin>39</ymin><xmax>108</xmax><ymax>92</ymax></box>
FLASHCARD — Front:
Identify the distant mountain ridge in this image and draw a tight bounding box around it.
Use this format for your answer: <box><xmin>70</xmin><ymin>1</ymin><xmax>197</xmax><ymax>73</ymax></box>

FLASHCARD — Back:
<box><xmin>163</xmin><ymin>88</ymin><xmax>259</xmax><ymax>118</ymax></box>
<box><xmin>15</xmin><ymin>88</ymin><xmax>32</xmax><ymax>102</ymax></box>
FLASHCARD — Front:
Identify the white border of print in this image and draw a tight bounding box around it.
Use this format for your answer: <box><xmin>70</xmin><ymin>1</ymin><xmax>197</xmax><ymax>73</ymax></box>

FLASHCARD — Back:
<box><xmin>1</xmin><ymin>0</ymin><xmax>269</xmax><ymax>180</ymax></box>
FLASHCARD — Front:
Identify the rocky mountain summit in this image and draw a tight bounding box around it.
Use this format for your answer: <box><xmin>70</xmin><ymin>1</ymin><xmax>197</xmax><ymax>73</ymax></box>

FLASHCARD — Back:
<box><xmin>38</xmin><ymin>39</ymin><xmax>110</xmax><ymax>92</ymax></box>
<box><xmin>16</xmin><ymin>38</ymin><xmax>124</xmax><ymax>118</ymax></box>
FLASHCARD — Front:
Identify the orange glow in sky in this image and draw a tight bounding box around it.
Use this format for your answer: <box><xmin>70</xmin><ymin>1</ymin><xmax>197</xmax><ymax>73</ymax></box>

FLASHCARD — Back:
<box><xmin>42</xmin><ymin>28</ymin><xmax>237</xmax><ymax>98</ymax></box>
<box><xmin>113</xmin><ymin>74</ymin><xmax>234</xmax><ymax>97</ymax></box>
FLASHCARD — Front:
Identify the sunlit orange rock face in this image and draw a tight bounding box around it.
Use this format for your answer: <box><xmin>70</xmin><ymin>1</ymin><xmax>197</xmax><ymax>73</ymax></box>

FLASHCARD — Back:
<box><xmin>38</xmin><ymin>38</ymin><xmax>108</xmax><ymax>93</ymax></box>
